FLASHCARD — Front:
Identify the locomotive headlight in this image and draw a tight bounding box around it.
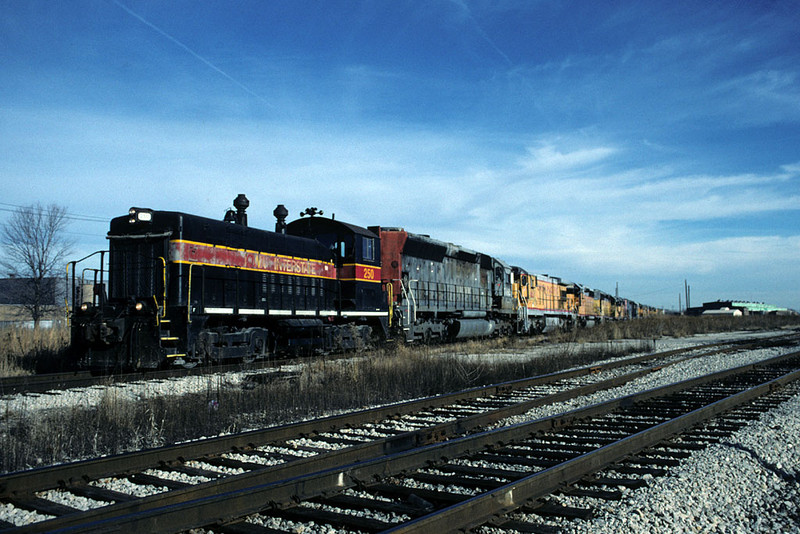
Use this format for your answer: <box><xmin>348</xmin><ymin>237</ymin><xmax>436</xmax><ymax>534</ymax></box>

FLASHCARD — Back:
<box><xmin>134</xmin><ymin>302</ymin><xmax>144</xmax><ymax>311</ymax></box>
<box><xmin>80</xmin><ymin>303</ymin><xmax>89</xmax><ymax>312</ymax></box>
<box><xmin>128</xmin><ymin>208</ymin><xmax>153</xmax><ymax>223</ymax></box>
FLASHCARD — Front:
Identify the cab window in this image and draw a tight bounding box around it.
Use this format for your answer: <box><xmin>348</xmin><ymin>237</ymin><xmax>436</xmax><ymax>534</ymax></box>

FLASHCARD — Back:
<box><xmin>363</xmin><ymin>237</ymin><xmax>375</xmax><ymax>262</ymax></box>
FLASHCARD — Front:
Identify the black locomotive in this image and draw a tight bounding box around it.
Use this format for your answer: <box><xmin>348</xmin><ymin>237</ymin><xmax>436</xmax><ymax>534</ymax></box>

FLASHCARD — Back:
<box><xmin>69</xmin><ymin>195</ymin><xmax>387</xmax><ymax>372</ymax></box>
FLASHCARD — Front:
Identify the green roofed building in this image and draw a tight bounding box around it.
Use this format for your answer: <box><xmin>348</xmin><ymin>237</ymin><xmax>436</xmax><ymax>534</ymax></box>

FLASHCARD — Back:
<box><xmin>695</xmin><ymin>300</ymin><xmax>796</xmax><ymax>316</ymax></box>
<box><xmin>730</xmin><ymin>301</ymin><xmax>789</xmax><ymax>314</ymax></box>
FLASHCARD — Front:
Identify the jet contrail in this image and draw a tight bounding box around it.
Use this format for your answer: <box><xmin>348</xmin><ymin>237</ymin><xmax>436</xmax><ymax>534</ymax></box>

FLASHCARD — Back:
<box><xmin>112</xmin><ymin>0</ymin><xmax>272</xmax><ymax>107</ymax></box>
<box><xmin>448</xmin><ymin>0</ymin><xmax>513</xmax><ymax>67</ymax></box>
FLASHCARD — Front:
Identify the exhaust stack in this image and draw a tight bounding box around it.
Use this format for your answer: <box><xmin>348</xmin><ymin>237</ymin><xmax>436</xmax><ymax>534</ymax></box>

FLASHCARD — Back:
<box><xmin>233</xmin><ymin>194</ymin><xmax>249</xmax><ymax>226</ymax></box>
<box><xmin>274</xmin><ymin>204</ymin><xmax>288</xmax><ymax>234</ymax></box>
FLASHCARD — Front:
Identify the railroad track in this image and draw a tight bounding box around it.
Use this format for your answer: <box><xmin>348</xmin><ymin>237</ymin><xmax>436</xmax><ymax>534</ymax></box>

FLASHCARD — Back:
<box><xmin>0</xmin><ymin>359</ymin><xmax>296</xmax><ymax>397</ymax></box>
<box><xmin>2</xmin><ymin>332</ymin><xmax>794</xmax><ymax>397</ymax></box>
<box><xmin>374</xmin><ymin>352</ymin><xmax>800</xmax><ymax>533</ymax></box>
<box><xmin>489</xmin><ymin>384</ymin><xmax>800</xmax><ymax>533</ymax></box>
<box><xmin>0</xmin><ymin>334</ymin><xmax>797</xmax><ymax>532</ymax></box>
<box><xmin>76</xmin><ymin>352</ymin><xmax>800</xmax><ymax>533</ymax></box>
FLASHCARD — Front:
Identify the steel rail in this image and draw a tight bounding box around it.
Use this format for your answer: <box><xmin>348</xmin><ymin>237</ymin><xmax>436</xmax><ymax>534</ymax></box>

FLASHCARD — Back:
<box><xmin>0</xmin><ymin>345</ymin><xmax>683</xmax><ymax>527</ymax></box>
<box><xmin>0</xmin><ymin>338</ymin><xmax>725</xmax><ymax>498</ymax></box>
<box><xmin>5</xmin><ymin>328</ymin><xmax>773</xmax><ymax>503</ymax></box>
<box><xmin>386</xmin><ymin>362</ymin><xmax>800</xmax><ymax>532</ymax></box>
<box><xmin>0</xmin><ymin>371</ymin><xmax>94</xmax><ymax>396</ymax></box>
<box><xmin>0</xmin><ymin>360</ymin><xmax>284</xmax><ymax>397</ymax></box>
<box><xmin>17</xmin><ymin>350</ymin><xmax>799</xmax><ymax>534</ymax></box>
<box><xmin>5</xmin><ymin>332</ymin><xmax>793</xmax><ymax>397</ymax></box>
<box><xmin>0</xmin><ymin>335</ymin><xmax>792</xmax><ymax>519</ymax></box>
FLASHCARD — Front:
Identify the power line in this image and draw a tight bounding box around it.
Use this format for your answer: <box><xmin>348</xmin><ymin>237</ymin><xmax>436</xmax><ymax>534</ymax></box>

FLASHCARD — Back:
<box><xmin>0</xmin><ymin>203</ymin><xmax>109</xmax><ymax>224</ymax></box>
<box><xmin>626</xmin><ymin>286</ymin><xmax>678</xmax><ymax>298</ymax></box>
<box><xmin>65</xmin><ymin>230</ymin><xmax>108</xmax><ymax>238</ymax></box>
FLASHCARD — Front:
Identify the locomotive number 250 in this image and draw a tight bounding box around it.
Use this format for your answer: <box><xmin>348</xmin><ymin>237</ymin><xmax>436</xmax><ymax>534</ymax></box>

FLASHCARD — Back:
<box><xmin>363</xmin><ymin>268</ymin><xmax>375</xmax><ymax>280</ymax></box>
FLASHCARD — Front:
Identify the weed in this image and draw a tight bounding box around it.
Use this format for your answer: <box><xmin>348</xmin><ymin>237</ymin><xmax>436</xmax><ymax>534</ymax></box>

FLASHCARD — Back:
<box><xmin>1</xmin><ymin>315</ymin><xmax>798</xmax><ymax>473</ymax></box>
<box><xmin>0</xmin><ymin>324</ymin><xmax>70</xmax><ymax>376</ymax></box>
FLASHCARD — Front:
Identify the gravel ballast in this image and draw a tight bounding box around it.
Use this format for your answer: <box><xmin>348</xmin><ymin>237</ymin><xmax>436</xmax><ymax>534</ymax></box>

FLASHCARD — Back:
<box><xmin>1</xmin><ymin>329</ymin><xmax>798</xmax><ymax>531</ymax></box>
<box><xmin>563</xmin><ymin>386</ymin><xmax>800</xmax><ymax>534</ymax></box>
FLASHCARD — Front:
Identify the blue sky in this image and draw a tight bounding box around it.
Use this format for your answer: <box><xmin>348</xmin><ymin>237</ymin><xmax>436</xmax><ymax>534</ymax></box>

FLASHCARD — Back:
<box><xmin>2</xmin><ymin>1</ymin><xmax>799</xmax><ymax>311</ymax></box>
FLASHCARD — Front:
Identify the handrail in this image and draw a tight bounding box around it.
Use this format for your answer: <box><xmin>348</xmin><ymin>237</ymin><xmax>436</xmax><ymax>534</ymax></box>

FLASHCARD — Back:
<box><xmin>66</xmin><ymin>250</ymin><xmax>108</xmax><ymax>313</ymax></box>
<box><xmin>107</xmin><ymin>231</ymin><xmax>172</xmax><ymax>240</ymax></box>
<box><xmin>152</xmin><ymin>295</ymin><xmax>161</xmax><ymax>326</ymax></box>
<box><xmin>187</xmin><ymin>264</ymin><xmax>194</xmax><ymax>324</ymax></box>
<box><xmin>157</xmin><ymin>257</ymin><xmax>167</xmax><ymax>319</ymax></box>
<box><xmin>65</xmin><ymin>263</ymin><xmax>71</xmax><ymax>326</ymax></box>
<box><xmin>519</xmin><ymin>294</ymin><xmax>529</xmax><ymax>333</ymax></box>
<box><xmin>386</xmin><ymin>281</ymin><xmax>393</xmax><ymax>326</ymax></box>
<box><xmin>399</xmin><ymin>278</ymin><xmax>417</xmax><ymax>326</ymax></box>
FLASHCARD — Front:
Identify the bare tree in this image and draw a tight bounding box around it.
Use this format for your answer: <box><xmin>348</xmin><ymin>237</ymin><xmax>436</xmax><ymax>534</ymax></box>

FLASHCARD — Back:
<box><xmin>1</xmin><ymin>203</ymin><xmax>72</xmax><ymax>329</ymax></box>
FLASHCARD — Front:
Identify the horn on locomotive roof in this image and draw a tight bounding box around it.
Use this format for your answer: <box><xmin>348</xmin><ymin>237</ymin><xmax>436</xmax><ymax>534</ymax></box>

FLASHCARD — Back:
<box><xmin>300</xmin><ymin>207</ymin><xmax>323</xmax><ymax>218</ymax></box>
<box><xmin>274</xmin><ymin>204</ymin><xmax>288</xmax><ymax>234</ymax></box>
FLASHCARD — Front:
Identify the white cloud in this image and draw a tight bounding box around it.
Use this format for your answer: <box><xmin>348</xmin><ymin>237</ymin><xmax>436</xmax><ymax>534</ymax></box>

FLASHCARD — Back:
<box><xmin>518</xmin><ymin>144</ymin><xmax>617</xmax><ymax>174</ymax></box>
<box><xmin>780</xmin><ymin>162</ymin><xmax>800</xmax><ymax>175</ymax></box>
<box><xmin>3</xmin><ymin>106</ymin><xmax>799</xmax><ymax>309</ymax></box>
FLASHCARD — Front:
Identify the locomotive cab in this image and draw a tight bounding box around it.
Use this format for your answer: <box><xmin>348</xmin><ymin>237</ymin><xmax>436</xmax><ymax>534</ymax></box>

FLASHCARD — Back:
<box><xmin>492</xmin><ymin>259</ymin><xmax>515</xmax><ymax>318</ymax></box>
<box><xmin>286</xmin><ymin>215</ymin><xmax>388</xmax><ymax>335</ymax></box>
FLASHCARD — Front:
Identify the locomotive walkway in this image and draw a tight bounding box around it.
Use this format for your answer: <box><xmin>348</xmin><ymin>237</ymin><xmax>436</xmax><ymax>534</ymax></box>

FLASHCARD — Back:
<box><xmin>0</xmin><ymin>335</ymin><xmax>798</xmax><ymax>532</ymax></box>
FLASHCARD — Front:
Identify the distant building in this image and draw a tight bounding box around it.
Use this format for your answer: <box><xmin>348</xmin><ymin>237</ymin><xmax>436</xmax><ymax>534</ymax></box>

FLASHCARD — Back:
<box><xmin>701</xmin><ymin>307</ymin><xmax>743</xmax><ymax>317</ymax></box>
<box><xmin>0</xmin><ymin>277</ymin><xmax>66</xmax><ymax>327</ymax></box>
<box><xmin>687</xmin><ymin>300</ymin><xmax>797</xmax><ymax>316</ymax></box>
<box><xmin>0</xmin><ymin>277</ymin><xmax>61</xmax><ymax>304</ymax></box>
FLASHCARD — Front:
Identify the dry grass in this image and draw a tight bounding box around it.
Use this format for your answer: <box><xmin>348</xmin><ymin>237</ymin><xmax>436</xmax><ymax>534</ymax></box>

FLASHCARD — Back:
<box><xmin>547</xmin><ymin>314</ymin><xmax>800</xmax><ymax>344</ymax></box>
<box><xmin>2</xmin><ymin>314</ymin><xmax>799</xmax><ymax>473</ymax></box>
<box><xmin>1</xmin><ymin>339</ymin><xmax>647</xmax><ymax>473</ymax></box>
<box><xmin>0</xmin><ymin>323</ymin><xmax>70</xmax><ymax>376</ymax></box>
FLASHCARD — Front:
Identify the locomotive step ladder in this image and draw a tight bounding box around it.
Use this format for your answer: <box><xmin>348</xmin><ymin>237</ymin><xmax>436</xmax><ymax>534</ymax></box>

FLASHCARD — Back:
<box><xmin>158</xmin><ymin>318</ymin><xmax>185</xmax><ymax>358</ymax></box>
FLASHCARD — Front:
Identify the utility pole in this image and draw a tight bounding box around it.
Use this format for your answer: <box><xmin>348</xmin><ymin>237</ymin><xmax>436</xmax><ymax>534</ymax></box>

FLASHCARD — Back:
<box><xmin>685</xmin><ymin>280</ymin><xmax>690</xmax><ymax>311</ymax></box>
